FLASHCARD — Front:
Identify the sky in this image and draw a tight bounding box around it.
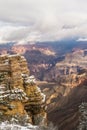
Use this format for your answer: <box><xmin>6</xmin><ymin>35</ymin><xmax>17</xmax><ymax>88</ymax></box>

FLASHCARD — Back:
<box><xmin>0</xmin><ymin>0</ymin><xmax>87</xmax><ymax>44</ymax></box>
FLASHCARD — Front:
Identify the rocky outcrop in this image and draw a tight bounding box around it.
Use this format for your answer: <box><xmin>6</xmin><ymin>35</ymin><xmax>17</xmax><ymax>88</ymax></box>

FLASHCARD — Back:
<box><xmin>78</xmin><ymin>102</ymin><xmax>87</xmax><ymax>130</ymax></box>
<box><xmin>0</xmin><ymin>54</ymin><xmax>47</xmax><ymax>126</ymax></box>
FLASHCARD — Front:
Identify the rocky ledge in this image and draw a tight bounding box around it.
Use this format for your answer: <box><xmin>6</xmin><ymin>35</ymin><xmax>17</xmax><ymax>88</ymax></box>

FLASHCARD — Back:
<box><xmin>0</xmin><ymin>54</ymin><xmax>47</xmax><ymax>126</ymax></box>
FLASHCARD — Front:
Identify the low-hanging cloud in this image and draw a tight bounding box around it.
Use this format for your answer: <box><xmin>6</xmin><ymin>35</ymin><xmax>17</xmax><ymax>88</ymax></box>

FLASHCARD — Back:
<box><xmin>0</xmin><ymin>0</ymin><xmax>87</xmax><ymax>44</ymax></box>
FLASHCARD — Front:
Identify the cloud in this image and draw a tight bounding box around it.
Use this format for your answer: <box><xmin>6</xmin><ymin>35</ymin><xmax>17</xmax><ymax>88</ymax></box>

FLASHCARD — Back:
<box><xmin>77</xmin><ymin>38</ymin><xmax>87</xmax><ymax>42</ymax></box>
<box><xmin>0</xmin><ymin>0</ymin><xmax>87</xmax><ymax>44</ymax></box>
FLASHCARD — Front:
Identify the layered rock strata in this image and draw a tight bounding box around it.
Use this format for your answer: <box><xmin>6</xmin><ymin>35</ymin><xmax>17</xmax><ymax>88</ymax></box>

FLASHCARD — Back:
<box><xmin>0</xmin><ymin>54</ymin><xmax>46</xmax><ymax>126</ymax></box>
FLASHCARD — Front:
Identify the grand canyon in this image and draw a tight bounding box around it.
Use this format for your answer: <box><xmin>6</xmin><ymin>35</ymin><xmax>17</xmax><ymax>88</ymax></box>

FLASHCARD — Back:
<box><xmin>0</xmin><ymin>0</ymin><xmax>87</xmax><ymax>129</ymax></box>
<box><xmin>0</xmin><ymin>40</ymin><xmax>87</xmax><ymax>130</ymax></box>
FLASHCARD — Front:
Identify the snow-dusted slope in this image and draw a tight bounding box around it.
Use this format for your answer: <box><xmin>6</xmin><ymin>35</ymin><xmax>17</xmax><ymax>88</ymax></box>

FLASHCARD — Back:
<box><xmin>0</xmin><ymin>121</ymin><xmax>37</xmax><ymax>130</ymax></box>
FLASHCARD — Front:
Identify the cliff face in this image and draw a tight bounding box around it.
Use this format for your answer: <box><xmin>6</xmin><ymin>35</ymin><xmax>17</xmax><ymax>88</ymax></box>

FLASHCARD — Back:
<box><xmin>0</xmin><ymin>54</ymin><xmax>46</xmax><ymax>126</ymax></box>
<box><xmin>44</xmin><ymin>49</ymin><xmax>87</xmax><ymax>84</ymax></box>
<box><xmin>37</xmin><ymin>50</ymin><xmax>87</xmax><ymax>113</ymax></box>
<box><xmin>37</xmin><ymin>49</ymin><xmax>87</xmax><ymax>130</ymax></box>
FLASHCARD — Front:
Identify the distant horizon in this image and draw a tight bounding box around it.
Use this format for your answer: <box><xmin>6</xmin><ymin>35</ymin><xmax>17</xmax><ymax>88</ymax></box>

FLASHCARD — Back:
<box><xmin>0</xmin><ymin>38</ymin><xmax>87</xmax><ymax>45</ymax></box>
<box><xmin>0</xmin><ymin>38</ymin><xmax>87</xmax><ymax>47</ymax></box>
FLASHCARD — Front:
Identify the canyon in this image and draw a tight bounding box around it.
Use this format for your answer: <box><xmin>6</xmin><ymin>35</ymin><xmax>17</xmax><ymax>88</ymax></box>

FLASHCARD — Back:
<box><xmin>0</xmin><ymin>41</ymin><xmax>87</xmax><ymax>129</ymax></box>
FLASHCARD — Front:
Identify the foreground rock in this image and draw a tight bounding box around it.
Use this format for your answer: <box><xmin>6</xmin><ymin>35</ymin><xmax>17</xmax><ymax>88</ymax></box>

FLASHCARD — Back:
<box><xmin>0</xmin><ymin>54</ymin><xmax>47</xmax><ymax>126</ymax></box>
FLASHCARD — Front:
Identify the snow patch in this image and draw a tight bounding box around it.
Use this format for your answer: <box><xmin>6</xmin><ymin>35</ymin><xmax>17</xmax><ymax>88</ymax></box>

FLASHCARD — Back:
<box><xmin>41</xmin><ymin>93</ymin><xmax>46</xmax><ymax>103</ymax></box>
<box><xmin>0</xmin><ymin>121</ymin><xmax>37</xmax><ymax>130</ymax></box>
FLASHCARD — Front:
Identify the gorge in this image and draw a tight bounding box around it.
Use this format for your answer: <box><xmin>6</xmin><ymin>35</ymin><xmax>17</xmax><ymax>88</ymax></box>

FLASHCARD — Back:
<box><xmin>0</xmin><ymin>41</ymin><xmax>87</xmax><ymax>130</ymax></box>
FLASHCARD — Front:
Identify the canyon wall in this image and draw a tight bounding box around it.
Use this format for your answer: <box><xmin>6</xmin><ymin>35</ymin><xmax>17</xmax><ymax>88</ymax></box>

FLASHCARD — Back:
<box><xmin>0</xmin><ymin>54</ymin><xmax>47</xmax><ymax>126</ymax></box>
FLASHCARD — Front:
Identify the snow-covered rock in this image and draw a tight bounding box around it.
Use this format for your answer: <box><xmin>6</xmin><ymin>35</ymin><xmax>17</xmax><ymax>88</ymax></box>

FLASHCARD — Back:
<box><xmin>0</xmin><ymin>54</ymin><xmax>47</xmax><ymax>126</ymax></box>
<box><xmin>0</xmin><ymin>121</ymin><xmax>37</xmax><ymax>130</ymax></box>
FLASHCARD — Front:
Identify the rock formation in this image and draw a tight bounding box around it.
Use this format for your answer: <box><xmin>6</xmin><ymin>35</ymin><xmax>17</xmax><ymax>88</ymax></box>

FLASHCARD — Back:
<box><xmin>78</xmin><ymin>102</ymin><xmax>87</xmax><ymax>130</ymax></box>
<box><xmin>0</xmin><ymin>54</ymin><xmax>47</xmax><ymax>126</ymax></box>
